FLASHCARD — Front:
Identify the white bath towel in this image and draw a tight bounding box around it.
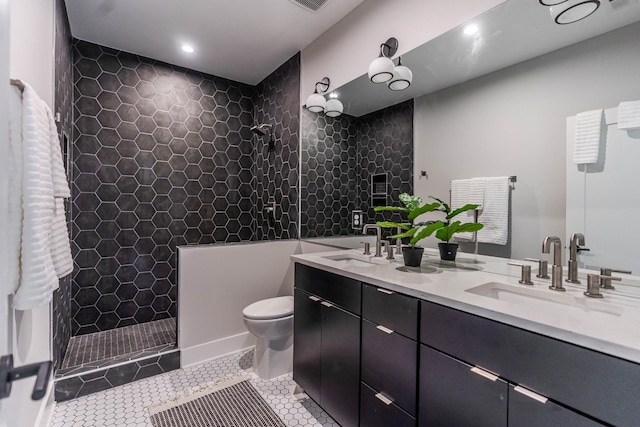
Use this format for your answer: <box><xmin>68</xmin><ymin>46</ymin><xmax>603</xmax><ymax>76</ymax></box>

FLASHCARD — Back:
<box><xmin>468</xmin><ymin>177</ymin><xmax>485</xmax><ymax>210</ymax></box>
<box><xmin>7</xmin><ymin>85</ymin><xmax>24</xmax><ymax>295</ymax></box>
<box><xmin>11</xmin><ymin>82</ymin><xmax>72</xmax><ymax>310</ymax></box>
<box><xmin>618</xmin><ymin>101</ymin><xmax>640</xmax><ymax>130</ymax></box>
<box><xmin>477</xmin><ymin>176</ymin><xmax>510</xmax><ymax>245</ymax></box>
<box><xmin>450</xmin><ymin>179</ymin><xmax>475</xmax><ymax>241</ymax></box>
<box><xmin>572</xmin><ymin>109</ymin><xmax>603</xmax><ymax>165</ymax></box>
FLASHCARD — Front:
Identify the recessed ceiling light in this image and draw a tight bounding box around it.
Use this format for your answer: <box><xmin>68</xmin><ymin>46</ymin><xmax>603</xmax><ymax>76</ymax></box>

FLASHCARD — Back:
<box><xmin>464</xmin><ymin>24</ymin><xmax>479</xmax><ymax>35</ymax></box>
<box><xmin>182</xmin><ymin>44</ymin><xmax>194</xmax><ymax>53</ymax></box>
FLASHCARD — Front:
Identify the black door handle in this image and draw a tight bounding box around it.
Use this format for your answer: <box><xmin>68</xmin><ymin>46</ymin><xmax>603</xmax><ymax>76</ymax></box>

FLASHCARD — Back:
<box><xmin>0</xmin><ymin>354</ymin><xmax>52</xmax><ymax>400</ymax></box>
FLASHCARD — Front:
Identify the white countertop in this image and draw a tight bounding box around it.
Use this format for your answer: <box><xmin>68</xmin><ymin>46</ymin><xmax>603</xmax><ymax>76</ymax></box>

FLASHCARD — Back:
<box><xmin>291</xmin><ymin>248</ymin><xmax>640</xmax><ymax>365</ymax></box>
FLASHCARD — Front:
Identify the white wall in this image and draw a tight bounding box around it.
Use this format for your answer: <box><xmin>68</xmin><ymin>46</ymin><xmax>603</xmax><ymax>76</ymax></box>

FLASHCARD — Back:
<box><xmin>178</xmin><ymin>240</ymin><xmax>343</xmax><ymax>367</ymax></box>
<box><xmin>301</xmin><ymin>0</ymin><xmax>505</xmax><ymax>100</ymax></box>
<box><xmin>413</xmin><ymin>22</ymin><xmax>640</xmax><ymax>261</ymax></box>
<box><xmin>9</xmin><ymin>0</ymin><xmax>54</xmax><ymax>108</ymax></box>
<box><xmin>3</xmin><ymin>0</ymin><xmax>55</xmax><ymax>426</ymax></box>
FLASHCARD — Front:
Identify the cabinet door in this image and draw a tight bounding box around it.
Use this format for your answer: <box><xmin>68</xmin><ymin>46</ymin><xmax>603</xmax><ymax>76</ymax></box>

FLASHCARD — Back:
<box><xmin>419</xmin><ymin>345</ymin><xmax>508</xmax><ymax>427</ymax></box>
<box><xmin>509</xmin><ymin>385</ymin><xmax>605</xmax><ymax>427</ymax></box>
<box><xmin>293</xmin><ymin>289</ymin><xmax>322</xmax><ymax>403</ymax></box>
<box><xmin>321</xmin><ymin>302</ymin><xmax>361</xmax><ymax>427</ymax></box>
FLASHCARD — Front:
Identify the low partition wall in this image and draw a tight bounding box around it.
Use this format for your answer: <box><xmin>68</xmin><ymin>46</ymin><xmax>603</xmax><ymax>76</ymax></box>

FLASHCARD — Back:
<box><xmin>178</xmin><ymin>239</ymin><xmax>350</xmax><ymax>367</ymax></box>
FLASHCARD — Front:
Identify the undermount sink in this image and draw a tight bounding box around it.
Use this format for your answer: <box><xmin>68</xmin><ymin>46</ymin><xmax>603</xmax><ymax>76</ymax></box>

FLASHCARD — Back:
<box><xmin>466</xmin><ymin>282</ymin><xmax>625</xmax><ymax>319</ymax></box>
<box><xmin>323</xmin><ymin>255</ymin><xmax>378</xmax><ymax>268</ymax></box>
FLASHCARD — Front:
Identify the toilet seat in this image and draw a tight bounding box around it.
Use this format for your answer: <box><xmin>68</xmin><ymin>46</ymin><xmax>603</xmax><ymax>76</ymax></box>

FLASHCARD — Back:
<box><xmin>242</xmin><ymin>296</ymin><xmax>293</xmax><ymax>320</ymax></box>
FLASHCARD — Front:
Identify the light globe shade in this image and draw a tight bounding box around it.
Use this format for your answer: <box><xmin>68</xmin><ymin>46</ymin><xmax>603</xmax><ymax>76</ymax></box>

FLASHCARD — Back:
<box><xmin>306</xmin><ymin>92</ymin><xmax>326</xmax><ymax>113</ymax></box>
<box><xmin>551</xmin><ymin>0</ymin><xmax>600</xmax><ymax>24</ymax></box>
<box><xmin>368</xmin><ymin>56</ymin><xmax>395</xmax><ymax>83</ymax></box>
<box><xmin>325</xmin><ymin>98</ymin><xmax>344</xmax><ymax>117</ymax></box>
<box><xmin>539</xmin><ymin>0</ymin><xmax>568</xmax><ymax>5</ymax></box>
<box><xmin>388</xmin><ymin>65</ymin><xmax>413</xmax><ymax>91</ymax></box>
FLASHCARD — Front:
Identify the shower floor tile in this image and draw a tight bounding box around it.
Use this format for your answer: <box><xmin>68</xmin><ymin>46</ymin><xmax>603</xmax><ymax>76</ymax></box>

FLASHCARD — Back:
<box><xmin>57</xmin><ymin>318</ymin><xmax>176</xmax><ymax>377</ymax></box>
<box><xmin>51</xmin><ymin>349</ymin><xmax>338</xmax><ymax>427</ymax></box>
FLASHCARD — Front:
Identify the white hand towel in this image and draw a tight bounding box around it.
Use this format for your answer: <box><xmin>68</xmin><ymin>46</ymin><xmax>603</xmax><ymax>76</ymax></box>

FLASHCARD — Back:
<box><xmin>572</xmin><ymin>109</ymin><xmax>603</xmax><ymax>165</ymax></box>
<box><xmin>8</xmin><ymin>85</ymin><xmax>24</xmax><ymax>294</ymax></box>
<box><xmin>450</xmin><ymin>179</ymin><xmax>475</xmax><ymax>241</ymax></box>
<box><xmin>477</xmin><ymin>176</ymin><xmax>510</xmax><ymax>245</ymax></box>
<box><xmin>618</xmin><ymin>101</ymin><xmax>640</xmax><ymax>130</ymax></box>
<box><xmin>12</xmin><ymin>82</ymin><xmax>60</xmax><ymax>310</ymax></box>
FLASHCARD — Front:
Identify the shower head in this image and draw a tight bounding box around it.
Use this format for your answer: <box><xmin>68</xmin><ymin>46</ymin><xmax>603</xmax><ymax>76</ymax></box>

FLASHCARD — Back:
<box><xmin>250</xmin><ymin>124</ymin><xmax>272</xmax><ymax>136</ymax></box>
<box><xmin>250</xmin><ymin>124</ymin><xmax>275</xmax><ymax>151</ymax></box>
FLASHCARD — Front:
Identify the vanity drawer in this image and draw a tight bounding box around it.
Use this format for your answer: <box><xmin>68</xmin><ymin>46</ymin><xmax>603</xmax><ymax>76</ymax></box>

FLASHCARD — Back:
<box><xmin>420</xmin><ymin>300</ymin><xmax>640</xmax><ymax>427</ymax></box>
<box><xmin>360</xmin><ymin>382</ymin><xmax>415</xmax><ymax>427</ymax></box>
<box><xmin>295</xmin><ymin>264</ymin><xmax>361</xmax><ymax>314</ymax></box>
<box><xmin>419</xmin><ymin>344</ymin><xmax>508</xmax><ymax>427</ymax></box>
<box><xmin>362</xmin><ymin>283</ymin><xmax>418</xmax><ymax>339</ymax></box>
<box><xmin>361</xmin><ymin>319</ymin><xmax>417</xmax><ymax>416</ymax></box>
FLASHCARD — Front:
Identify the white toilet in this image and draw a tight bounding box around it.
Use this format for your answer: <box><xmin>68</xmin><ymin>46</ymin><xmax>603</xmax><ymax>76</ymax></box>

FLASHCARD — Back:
<box><xmin>242</xmin><ymin>296</ymin><xmax>294</xmax><ymax>380</ymax></box>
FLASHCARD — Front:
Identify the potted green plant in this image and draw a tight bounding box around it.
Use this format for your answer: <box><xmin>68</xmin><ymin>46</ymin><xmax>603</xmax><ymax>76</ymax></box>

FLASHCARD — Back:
<box><xmin>429</xmin><ymin>196</ymin><xmax>484</xmax><ymax>261</ymax></box>
<box><xmin>373</xmin><ymin>193</ymin><xmax>444</xmax><ymax>267</ymax></box>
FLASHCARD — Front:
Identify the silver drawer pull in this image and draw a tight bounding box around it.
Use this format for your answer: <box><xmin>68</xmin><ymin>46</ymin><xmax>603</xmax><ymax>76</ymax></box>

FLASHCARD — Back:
<box><xmin>308</xmin><ymin>296</ymin><xmax>320</xmax><ymax>302</ymax></box>
<box><xmin>376</xmin><ymin>288</ymin><xmax>394</xmax><ymax>295</ymax></box>
<box><xmin>514</xmin><ymin>385</ymin><xmax>548</xmax><ymax>404</ymax></box>
<box><xmin>470</xmin><ymin>366</ymin><xmax>499</xmax><ymax>382</ymax></box>
<box><xmin>320</xmin><ymin>301</ymin><xmax>333</xmax><ymax>308</ymax></box>
<box><xmin>376</xmin><ymin>325</ymin><xmax>394</xmax><ymax>334</ymax></box>
<box><xmin>374</xmin><ymin>392</ymin><xmax>393</xmax><ymax>406</ymax></box>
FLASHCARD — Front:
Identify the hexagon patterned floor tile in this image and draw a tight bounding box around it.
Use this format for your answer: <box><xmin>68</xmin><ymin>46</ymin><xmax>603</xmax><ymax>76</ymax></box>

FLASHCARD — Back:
<box><xmin>51</xmin><ymin>349</ymin><xmax>338</xmax><ymax>427</ymax></box>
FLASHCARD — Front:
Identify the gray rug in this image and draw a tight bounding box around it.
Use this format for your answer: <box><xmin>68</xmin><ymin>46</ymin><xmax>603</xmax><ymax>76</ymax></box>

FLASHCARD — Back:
<box><xmin>148</xmin><ymin>377</ymin><xmax>286</xmax><ymax>427</ymax></box>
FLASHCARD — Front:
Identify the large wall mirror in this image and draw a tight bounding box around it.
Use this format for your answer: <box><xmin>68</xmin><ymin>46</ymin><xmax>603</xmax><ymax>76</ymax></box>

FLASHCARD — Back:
<box><xmin>301</xmin><ymin>0</ymin><xmax>640</xmax><ymax>280</ymax></box>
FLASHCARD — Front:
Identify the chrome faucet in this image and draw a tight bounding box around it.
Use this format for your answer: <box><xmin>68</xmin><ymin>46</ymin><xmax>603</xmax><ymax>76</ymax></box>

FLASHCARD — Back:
<box><xmin>566</xmin><ymin>233</ymin><xmax>586</xmax><ymax>284</ymax></box>
<box><xmin>363</xmin><ymin>224</ymin><xmax>383</xmax><ymax>257</ymax></box>
<box><xmin>396</xmin><ymin>227</ymin><xmax>403</xmax><ymax>254</ymax></box>
<box><xmin>542</xmin><ymin>236</ymin><xmax>565</xmax><ymax>291</ymax></box>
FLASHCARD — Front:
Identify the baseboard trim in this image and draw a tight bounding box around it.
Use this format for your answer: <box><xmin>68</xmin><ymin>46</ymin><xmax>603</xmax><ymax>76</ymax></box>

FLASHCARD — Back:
<box><xmin>180</xmin><ymin>332</ymin><xmax>255</xmax><ymax>368</ymax></box>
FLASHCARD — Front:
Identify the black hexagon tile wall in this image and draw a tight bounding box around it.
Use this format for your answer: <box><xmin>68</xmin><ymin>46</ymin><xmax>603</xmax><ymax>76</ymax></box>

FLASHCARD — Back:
<box><xmin>71</xmin><ymin>41</ymin><xmax>300</xmax><ymax>335</ymax></box>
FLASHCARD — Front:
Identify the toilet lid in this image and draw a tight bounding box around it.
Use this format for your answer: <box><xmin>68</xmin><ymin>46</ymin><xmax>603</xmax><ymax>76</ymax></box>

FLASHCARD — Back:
<box><xmin>242</xmin><ymin>296</ymin><xmax>294</xmax><ymax>320</ymax></box>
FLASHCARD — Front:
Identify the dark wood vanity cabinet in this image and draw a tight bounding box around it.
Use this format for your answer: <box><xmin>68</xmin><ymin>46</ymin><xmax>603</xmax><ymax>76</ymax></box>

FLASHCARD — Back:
<box><xmin>419</xmin><ymin>300</ymin><xmax>638</xmax><ymax>426</ymax></box>
<box><xmin>293</xmin><ymin>264</ymin><xmax>362</xmax><ymax>427</ymax></box>
<box><xmin>294</xmin><ymin>264</ymin><xmax>639</xmax><ymax>427</ymax></box>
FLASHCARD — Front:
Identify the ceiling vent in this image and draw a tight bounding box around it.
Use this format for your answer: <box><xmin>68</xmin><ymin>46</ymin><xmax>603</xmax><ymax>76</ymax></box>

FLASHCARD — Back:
<box><xmin>289</xmin><ymin>0</ymin><xmax>330</xmax><ymax>12</ymax></box>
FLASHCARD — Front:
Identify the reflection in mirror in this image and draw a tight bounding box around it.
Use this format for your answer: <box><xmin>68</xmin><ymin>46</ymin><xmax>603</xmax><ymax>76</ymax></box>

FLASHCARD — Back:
<box><xmin>338</xmin><ymin>0</ymin><xmax>640</xmax><ymax>117</ymax></box>
<box><xmin>301</xmin><ymin>0</ymin><xmax>640</xmax><ymax>282</ymax></box>
<box><xmin>300</xmin><ymin>101</ymin><xmax>413</xmax><ymax>238</ymax></box>
<box><xmin>566</xmin><ymin>108</ymin><xmax>640</xmax><ymax>278</ymax></box>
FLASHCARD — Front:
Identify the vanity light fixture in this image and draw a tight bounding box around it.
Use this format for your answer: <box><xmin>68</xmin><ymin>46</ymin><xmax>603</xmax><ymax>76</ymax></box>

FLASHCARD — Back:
<box><xmin>368</xmin><ymin>37</ymin><xmax>398</xmax><ymax>83</ymax></box>
<box><xmin>305</xmin><ymin>77</ymin><xmax>329</xmax><ymax>113</ymax></box>
<box><xmin>551</xmin><ymin>0</ymin><xmax>600</xmax><ymax>24</ymax></box>
<box><xmin>305</xmin><ymin>77</ymin><xmax>344</xmax><ymax>117</ymax></box>
<box><xmin>539</xmin><ymin>0</ymin><xmax>568</xmax><ymax>5</ymax></box>
<box><xmin>368</xmin><ymin>37</ymin><xmax>413</xmax><ymax>91</ymax></box>
<box><xmin>540</xmin><ymin>0</ymin><xmax>601</xmax><ymax>24</ymax></box>
<box><xmin>387</xmin><ymin>57</ymin><xmax>412</xmax><ymax>91</ymax></box>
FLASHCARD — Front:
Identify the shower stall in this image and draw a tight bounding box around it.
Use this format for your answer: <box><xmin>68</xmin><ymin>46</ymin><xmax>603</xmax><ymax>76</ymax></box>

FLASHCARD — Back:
<box><xmin>52</xmin><ymin>31</ymin><xmax>301</xmax><ymax>400</ymax></box>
